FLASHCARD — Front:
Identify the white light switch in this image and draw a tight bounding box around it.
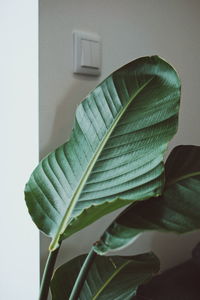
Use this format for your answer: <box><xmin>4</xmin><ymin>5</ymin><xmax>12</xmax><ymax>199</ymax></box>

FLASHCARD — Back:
<box><xmin>73</xmin><ymin>31</ymin><xmax>101</xmax><ymax>75</ymax></box>
<box><xmin>81</xmin><ymin>39</ymin><xmax>100</xmax><ymax>69</ymax></box>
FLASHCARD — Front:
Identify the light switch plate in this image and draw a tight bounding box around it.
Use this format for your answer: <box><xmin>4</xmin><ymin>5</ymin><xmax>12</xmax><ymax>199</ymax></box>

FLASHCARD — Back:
<box><xmin>73</xmin><ymin>31</ymin><xmax>101</xmax><ymax>76</ymax></box>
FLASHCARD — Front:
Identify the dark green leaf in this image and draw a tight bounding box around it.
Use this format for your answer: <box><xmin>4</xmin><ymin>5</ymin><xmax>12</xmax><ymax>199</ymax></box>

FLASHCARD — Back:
<box><xmin>165</xmin><ymin>145</ymin><xmax>200</xmax><ymax>186</ymax></box>
<box><xmin>51</xmin><ymin>252</ymin><xmax>160</xmax><ymax>300</ymax></box>
<box><xmin>25</xmin><ymin>56</ymin><xmax>180</xmax><ymax>251</ymax></box>
<box><xmin>94</xmin><ymin>146</ymin><xmax>200</xmax><ymax>254</ymax></box>
<box><xmin>136</xmin><ymin>257</ymin><xmax>200</xmax><ymax>300</ymax></box>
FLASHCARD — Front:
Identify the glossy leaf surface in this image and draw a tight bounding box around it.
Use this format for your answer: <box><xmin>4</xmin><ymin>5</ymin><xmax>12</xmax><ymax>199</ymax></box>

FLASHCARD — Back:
<box><xmin>51</xmin><ymin>252</ymin><xmax>160</xmax><ymax>300</ymax></box>
<box><xmin>25</xmin><ymin>56</ymin><xmax>180</xmax><ymax>251</ymax></box>
<box><xmin>95</xmin><ymin>146</ymin><xmax>200</xmax><ymax>254</ymax></box>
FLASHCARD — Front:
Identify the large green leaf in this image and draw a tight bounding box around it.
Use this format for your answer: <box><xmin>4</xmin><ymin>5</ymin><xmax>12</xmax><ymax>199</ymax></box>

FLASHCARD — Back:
<box><xmin>25</xmin><ymin>56</ymin><xmax>180</xmax><ymax>251</ymax></box>
<box><xmin>50</xmin><ymin>252</ymin><xmax>160</xmax><ymax>300</ymax></box>
<box><xmin>94</xmin><ymin>146</ymin><xmax>200</xmax><ymax>254</ymax></box>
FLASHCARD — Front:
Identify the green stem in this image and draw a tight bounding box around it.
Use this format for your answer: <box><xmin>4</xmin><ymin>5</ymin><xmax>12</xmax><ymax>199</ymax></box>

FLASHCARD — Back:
<box><xmin>39</xmin><ymin>244</ymin><xmax>61</xmax><ymax>300</ymax></box>
<box><xmin>69</xmin><ymin>248</ymin><xmax>97</xmax><ymax>300</ymax></box>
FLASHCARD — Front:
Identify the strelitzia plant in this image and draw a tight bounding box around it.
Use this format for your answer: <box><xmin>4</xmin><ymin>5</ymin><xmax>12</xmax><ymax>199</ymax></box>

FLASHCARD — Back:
<box><xmin>25</xmin><ymin>56</ymin><xmax>200</xmax><ymax>300</ymax></box>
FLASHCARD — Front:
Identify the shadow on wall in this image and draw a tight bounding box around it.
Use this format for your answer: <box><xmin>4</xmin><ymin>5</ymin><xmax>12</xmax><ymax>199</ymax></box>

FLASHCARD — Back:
<box><xmin>113</xmin><ymin>230</ymin><xmax>200</xmax><ymax>272</ymax></box>
<box><xmin>150</xmin><ymin>230</ymin><xmax>200</xmax><ymax>271</ymax></box>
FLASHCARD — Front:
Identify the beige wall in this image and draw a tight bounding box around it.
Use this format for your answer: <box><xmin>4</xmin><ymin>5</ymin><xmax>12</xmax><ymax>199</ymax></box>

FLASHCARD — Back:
<box><xmin>40</xmin><ymin>0</ymin><xmax>200</xmax><ymax>274</ymax></box>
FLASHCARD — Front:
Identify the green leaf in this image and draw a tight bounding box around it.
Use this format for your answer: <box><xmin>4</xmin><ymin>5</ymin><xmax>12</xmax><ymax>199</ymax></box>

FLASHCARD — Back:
<box><xmin>50</xmin><ymin>252</ymin><xmax>160</xmax><ymax>300</ymax></box>
<box><xmin>25</xmin><ymin>56</ymin><xmax>180</xmax><ymax>251</ymax></box>
<box><xmin>94</xmin><ymin>146</ymin><xmax>200</xmax><ymax>255</ymax></box>
<box><xmin>136</xmin><ymin>258</ymin><xmax>200</xmax><ymax>300</ymax></box>
<box><xmin>165</xmin><ymin>145</ymin><xmax>200</xmax><ymax>185</ymax></box>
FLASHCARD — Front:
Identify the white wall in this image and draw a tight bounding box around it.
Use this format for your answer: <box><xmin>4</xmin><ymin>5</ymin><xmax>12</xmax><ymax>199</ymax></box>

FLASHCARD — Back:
<box><xmin>40</xmin><ymin>0</ymin><xmax>200</xmax><ymax>274</ymax></box>
<box><xmin>0</xmin><ymin>1</ymin><xmax>39</xmax><ymax>299</ymax></box>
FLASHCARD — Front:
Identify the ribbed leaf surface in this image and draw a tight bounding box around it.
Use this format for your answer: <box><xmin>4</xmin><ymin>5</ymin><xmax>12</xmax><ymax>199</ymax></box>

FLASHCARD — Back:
<box><xmin>25</xmin><ymin>56</ymin><xmax>180</xmax><ymax>251</ymax></box>
<box><xmin>51</xmin><ymin>252</ymin><xmax>160</xmax><ymax>300</ymax></box>
<box><xmin>94</xmin><ymin>146</ymin><xmax>200</xmax><ymax>254</ymax></box>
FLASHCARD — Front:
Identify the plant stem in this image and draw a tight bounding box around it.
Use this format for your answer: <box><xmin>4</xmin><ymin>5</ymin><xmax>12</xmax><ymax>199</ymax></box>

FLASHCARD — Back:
<box><xmin>39</xmin><ymin>244</ymin><xmax>61</xmax><ymax>300</ymax></box>
<box><xmin>69</xmin><ymin>248</ymin><xmax>97</xmax><ymax>300</ymax></box>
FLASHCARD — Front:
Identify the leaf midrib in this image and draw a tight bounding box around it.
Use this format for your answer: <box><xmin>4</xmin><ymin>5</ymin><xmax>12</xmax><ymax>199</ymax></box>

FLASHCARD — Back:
<box><xmin>92</xmin><ymin>260</ymin><xmax>130</xmax><ymax>300</ymax></box>
<box><xmin>166</xmin><ymin>171</ymin><xmax>200</xmax><ymax>187</ymax></box>
<box><xmin>49</xmin><ymin>76</ymin><xmax>154</xmax><ymax>251</ymax></box>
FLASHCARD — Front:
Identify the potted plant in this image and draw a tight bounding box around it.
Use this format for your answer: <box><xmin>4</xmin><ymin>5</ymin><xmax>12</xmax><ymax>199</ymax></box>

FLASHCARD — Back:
<box><xmin>25</xmin><ymin>56</ymin><xmax>200</xmax><ymax>299</ymax></box>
